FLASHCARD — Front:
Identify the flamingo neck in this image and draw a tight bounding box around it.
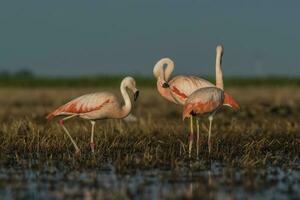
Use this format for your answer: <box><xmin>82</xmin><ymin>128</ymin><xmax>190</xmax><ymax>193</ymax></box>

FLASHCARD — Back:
<box><xmin>215</xmin><ymin>51</ymin><xmax>224</xmax><ymax>90</ymax></box>
<box><xmin>164</xmin><ymin>59</ymin><xmax>174</xmax><ymax>82</ymax></box>
<box><xmin>120</xmin><ymin>83</ymin><xmax>132</xmax><ymax>118</ymax></box>
<box><xmin>153</xmin><ymin>58</ymin><xmax>174</xmax><ymax>82</ymax></box>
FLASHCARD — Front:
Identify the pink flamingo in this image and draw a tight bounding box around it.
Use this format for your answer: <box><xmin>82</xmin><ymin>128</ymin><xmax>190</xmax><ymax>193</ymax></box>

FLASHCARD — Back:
<box><xmin>47</xmin><ymin>76</ymin><xmax>139</xmax><ymax>154</ymax></box>
<box><xmin>183</xmin><ymin>87</ymin><xmax>240</xmax><ymax>154</ymax></box>
<box><xmin>153</xmin><ymin>45</ymin><xmax>224</xmax><ymax>157</ymax></box>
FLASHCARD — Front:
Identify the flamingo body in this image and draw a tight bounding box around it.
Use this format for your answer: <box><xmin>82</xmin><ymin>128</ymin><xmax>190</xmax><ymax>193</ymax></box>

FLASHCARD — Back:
<box><xmin>156</xmin><ymin>75</ymin><xmax>214</xmax><ymax>104</ymax></box>
<box><xmin>183</xmin><ymin>87</ymin><xmax>239</xmax><ymax>119</ymax></box>
<box><xmin>168</xmin><ymin>75</ymin><xmax>214</xmax><ymax>105</ymax></box>
<box><xmin>47</xmin><ymin>92</ymin><xmax>123</xmax><ymax>120</ymax></box>
<box><xmin>154</xmin><ymin>58</ymin><xmax>216</xmax><ymax>105</ymax></box>
<box><xmin>154</xmin><ymin>45</ymin><xmax>224</xmax><ymax>107</ymax></box>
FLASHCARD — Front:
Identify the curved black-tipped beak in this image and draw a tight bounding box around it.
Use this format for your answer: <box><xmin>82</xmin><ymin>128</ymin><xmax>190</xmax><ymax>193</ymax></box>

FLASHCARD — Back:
<box><xmin>134</xmin><ymin>90</ymin><xmax>139</xmax><ymax>101</ymax></box>
<box><xmin>162</xmin><ymin>82</ymin><xmax>170</xmax><ymax>88</ymax></box>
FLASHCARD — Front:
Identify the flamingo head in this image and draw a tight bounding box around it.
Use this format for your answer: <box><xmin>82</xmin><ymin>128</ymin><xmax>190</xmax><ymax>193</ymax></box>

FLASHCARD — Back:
<box><xmin>216</xmin><ymin>44</ymin><xmax>224</xmax><ymax>55</ymax></box>
<box><xmin>123</xmin><ymin>76</ymin><xmax>139</xmax><ymax>101</ymax></box>
<box><xmin>156</xmin><ymin>76</ymin><xmax>169</xmax><ymax>89</ymax></box>
<box><xmin>216</xmin><ymin>44</ymin><xmax>224</xmax><ymax>64</ymax></box>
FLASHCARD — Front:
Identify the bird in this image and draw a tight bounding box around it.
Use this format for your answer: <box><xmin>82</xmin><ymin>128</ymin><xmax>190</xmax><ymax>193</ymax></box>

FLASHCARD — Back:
<box><xmin>183</xmin><ymin>87</ymin><xmax>240</xmax><ymax>154</ymax></box>
<box><xmin>47</xmin><ymin>76</ymin><xmax>139</xmax><ymax>155</ymax></box>
<box><xmin>153</xmin><ymin>45</ymin><xmax>224</xmax><ymax>158</ymax></box>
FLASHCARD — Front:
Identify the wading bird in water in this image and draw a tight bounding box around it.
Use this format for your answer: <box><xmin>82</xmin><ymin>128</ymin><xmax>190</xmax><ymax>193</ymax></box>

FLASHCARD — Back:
<box><xmin>153</xmin><ymin>45</ymin><xmax>224</xmax><ymax>158</ymax></box>
<box><xmin>47</xmin><ymin>76</ymin><xmax>139</xmax><ymax>155</ymax></box>
<box><xmin>183</xmin><ymin>87</ymin><xmax>240</xmax><ymax>154</ymax></box>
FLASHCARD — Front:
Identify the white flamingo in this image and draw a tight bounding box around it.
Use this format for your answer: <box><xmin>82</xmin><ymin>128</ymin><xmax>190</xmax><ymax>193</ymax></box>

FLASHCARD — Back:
<box><xmin>47</xmin><ymin>76</ymin><xmax>139</xmax><ymax>155</ymax></box>
<box><xmin>153</xmin><ymin>45</ymin><xmax>224</xmax><ymax>157</ymax></box>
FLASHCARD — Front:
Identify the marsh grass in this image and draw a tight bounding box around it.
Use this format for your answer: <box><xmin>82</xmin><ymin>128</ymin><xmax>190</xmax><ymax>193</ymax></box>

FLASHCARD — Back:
<box><xmin>0</xmin><ymin>86</ymin><xmax>299</xmax><ymax>172</ymax></box>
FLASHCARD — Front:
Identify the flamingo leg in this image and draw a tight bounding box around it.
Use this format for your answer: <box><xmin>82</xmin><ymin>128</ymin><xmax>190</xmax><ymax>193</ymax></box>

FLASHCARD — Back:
<box><xmin>90</xmin><ymin>120</ymin><xmax>96</xmax><ymax>153</ymax></box>
<box><xmin>196</xmin><ymin>118</ymin><xmax>200</xmax><ymax>159</ymax></box>
<box><xmin>208</xmin><ymin>115</ymin><xmax>213</xmax><ymax>155</ymax></box>
<box><xmin>59</xmin><ymin>115</ymin><xmax>80</xmax><ymax>155</ymax></box>
<box><xmin>188</xmin><ymin>116</ymin><xmax>194</xmax><ymax>158</ymax></box>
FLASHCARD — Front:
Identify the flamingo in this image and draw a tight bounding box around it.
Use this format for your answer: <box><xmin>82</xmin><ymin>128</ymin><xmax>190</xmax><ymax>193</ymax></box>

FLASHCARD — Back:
<box><xmin>183</xmin><ymin>87</ymin><xmax>240</xmax><ymax>154</ymax></box>
<box><xmin>153</xmin><ymin>45</ymin><xmax>224</xmax><ymax>157</ymax></box>
<box><xmin>46</xmin><ymin>76</ymin><xmax>139</xmax><ymax>155</ymax></box>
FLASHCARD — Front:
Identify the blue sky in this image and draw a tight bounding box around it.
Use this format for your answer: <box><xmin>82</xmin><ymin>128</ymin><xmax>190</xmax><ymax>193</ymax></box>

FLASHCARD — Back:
<box><xmin>0</xmin><ymin>0</ymin><xmax>299</xmax><ymax>77</ymax></box>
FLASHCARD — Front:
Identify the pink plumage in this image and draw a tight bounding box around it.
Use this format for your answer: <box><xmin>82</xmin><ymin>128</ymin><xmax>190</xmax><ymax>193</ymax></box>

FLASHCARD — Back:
<box><xmin>153</xmin><ymin>45</ymin><xmax>224</xmax><ymax>106</ymax></box>
<box><xmin>47</xmin><ymin>76</ymin><xmax>139</xmax><ymax>155</ymax></box>
<box><xmin>153</xmin><ymin>45</ymin><xmax>233</xmax><ymax>157</ymax></box>
<box><xmin>155</xmin><ymin>75</ymin><xmax>214</xmax><ymax>105</ymax></box>
<box><xmin>183</xmin><ymin>87</ymin><xmax>240</xmax><ymax>154</ymax></box>
<box><xmin>182</xmin><ymin>87</ymin><xmax>240</xmax><ymax>120</ymax></box>
<box><xmin>47</xmin><ymin>93</ymin><xmax>117</xmax><ymax>120</ymax></box>
<box><xmin>168</xmin><ymin>75</ymin><xmax>214</xmax><ymax>104</ymax></box>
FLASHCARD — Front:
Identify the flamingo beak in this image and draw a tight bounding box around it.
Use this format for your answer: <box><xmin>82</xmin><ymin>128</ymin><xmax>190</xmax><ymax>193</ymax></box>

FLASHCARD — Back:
<box><xmin>162</xmin><ymin>82</ymin><xmax>169</xmax><ymax>88</ymax></box>
<box><xmin>134</xmin><ymin>90</ymin><xmax>139</xmax><ymax>101</ymax></box>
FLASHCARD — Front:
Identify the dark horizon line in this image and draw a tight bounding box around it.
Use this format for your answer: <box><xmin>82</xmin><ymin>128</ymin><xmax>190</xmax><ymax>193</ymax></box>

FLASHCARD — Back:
<box><xmin>1</xmin><ymin>68</ymin><xmax>300</xmax><ymax>79</ymax></box>
<box><xmin>1</xmin><ymin>73</ymin><xmax>300</xmax><ymax>80</ymax></box>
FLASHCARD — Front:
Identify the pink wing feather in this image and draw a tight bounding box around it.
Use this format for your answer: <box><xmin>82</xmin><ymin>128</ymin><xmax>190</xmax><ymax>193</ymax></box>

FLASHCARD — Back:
<box><xmin>169</xmin><ymin>75</ymin><xmax>215</xmax><ymax>104</ymax></box>
<box><xmin>47</xmin><ymin>93</ymin><xmax>112</xmax><ymax>119</ymax></box>
<box><xmin>182</xmin><ymin>87</ymin><xmax>224</xmax><ymax>119</ymax></box>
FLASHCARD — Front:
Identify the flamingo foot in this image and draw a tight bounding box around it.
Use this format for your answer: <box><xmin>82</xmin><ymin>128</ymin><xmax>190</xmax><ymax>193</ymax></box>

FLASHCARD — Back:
<box><xmin>90</xmin><ymin>142</ymin><xmax>96</xmax><ymax>153</ymax></box>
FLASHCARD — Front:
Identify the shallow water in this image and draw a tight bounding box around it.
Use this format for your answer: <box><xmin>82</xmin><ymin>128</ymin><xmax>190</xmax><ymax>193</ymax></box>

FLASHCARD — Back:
<box><xmin>0</xmin><ymin>162</ymin><xmax>299</xmax><ymax>200</ymax></box>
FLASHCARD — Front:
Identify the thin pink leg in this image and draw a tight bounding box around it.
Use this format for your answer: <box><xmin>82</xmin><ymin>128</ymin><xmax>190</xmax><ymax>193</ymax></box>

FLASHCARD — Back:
<box><xmin>208</xmin><ymin>116</ymin><xmax>213</xmax><ymax>155</ymax></box>
<box><xmin>90</xmin><ymin>121</ymin><xmax>96</xmax><ymax>153</ymax></box>
<box><xmin>188</xmin><ymin>116</ymin><xmax>194</xmax><ymax>158</ymax></box>
<box><xmin>59</xmin><ymin>115</ymin><xmax>80</xmax><ymax>155</ymax></box>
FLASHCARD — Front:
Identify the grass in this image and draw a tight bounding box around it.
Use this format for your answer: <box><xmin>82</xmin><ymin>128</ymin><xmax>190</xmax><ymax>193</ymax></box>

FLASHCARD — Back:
<box><xmin>0</xmin><ymin>86</ymin><xmax>299</xmax><ymax>172</ymax></box>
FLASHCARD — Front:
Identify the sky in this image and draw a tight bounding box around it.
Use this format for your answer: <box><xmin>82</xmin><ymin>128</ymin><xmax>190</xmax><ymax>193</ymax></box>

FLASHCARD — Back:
<box><xmin>0</xmin><ymin>0</ymin><xmax>299</xmax><ymax>77</ymax></box>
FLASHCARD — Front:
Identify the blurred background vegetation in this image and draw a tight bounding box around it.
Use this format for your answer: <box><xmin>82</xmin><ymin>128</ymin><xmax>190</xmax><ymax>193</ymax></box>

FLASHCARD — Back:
<box><xmin>1</xmin><ymin>69</ymin><xmax>299</xmax><ymax>88</ymax></box>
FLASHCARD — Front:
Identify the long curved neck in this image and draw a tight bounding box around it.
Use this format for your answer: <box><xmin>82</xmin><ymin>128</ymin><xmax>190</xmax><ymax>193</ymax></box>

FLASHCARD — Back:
<box><xmin>154</xmin><ymin>58</ymin><xmax>174</xmax><ymax>82</ymax></box>
<box><xmin>215</xmin><ymin>51</ymin><xmax>224</xmax><ymax>90</ymax></box>
<box><xmin>120</xmin><ymin>83</ymin><xmax>132</xmax><ymax>118</ymax></box>
<box><xmin>164</xmin><ymin>59</ymin><xmax>174</xmax><ymax>82</ymax></box>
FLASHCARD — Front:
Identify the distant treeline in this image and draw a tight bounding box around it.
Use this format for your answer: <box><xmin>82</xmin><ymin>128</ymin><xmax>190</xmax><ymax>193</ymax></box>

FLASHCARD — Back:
<box><xmin>0</xmin><ymin>76</ymin><xmax>300</xmax><ymax>88</ymax></box>
<box><xmin>0</xmin><ymin>70</ymin><xmax>299</xmax><ymax>87</ymax></box>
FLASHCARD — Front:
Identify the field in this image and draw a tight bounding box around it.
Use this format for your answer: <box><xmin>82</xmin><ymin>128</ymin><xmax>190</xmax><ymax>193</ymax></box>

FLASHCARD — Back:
<box><xmin>0</xmin><ymin>79</ymin><xmax>300</xmax><ymax>199</ymax></box>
